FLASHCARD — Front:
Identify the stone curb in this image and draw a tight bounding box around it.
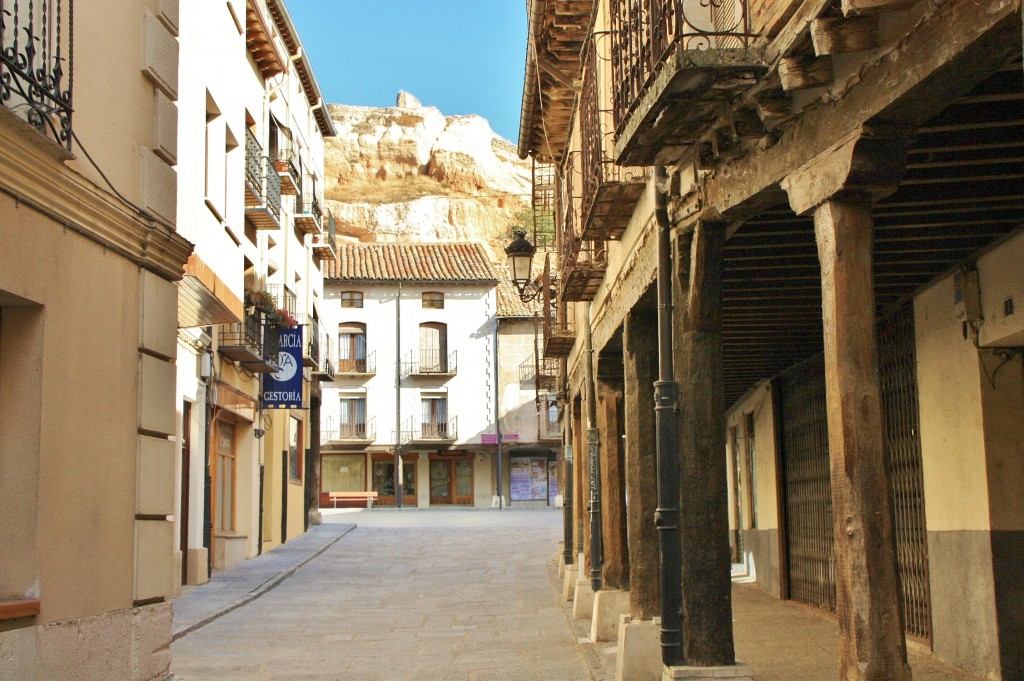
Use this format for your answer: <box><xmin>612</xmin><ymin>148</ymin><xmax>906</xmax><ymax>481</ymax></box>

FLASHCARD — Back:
<box><xmin>171</xmin><ymin>524</ymin><xmax>357</xmax><ymax>641</ymax></box>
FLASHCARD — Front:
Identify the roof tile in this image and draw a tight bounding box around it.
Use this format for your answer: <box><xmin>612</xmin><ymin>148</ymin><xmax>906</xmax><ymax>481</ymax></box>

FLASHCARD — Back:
<box><xmin>325</xmin><ymin>242</ymin><xmax>499</xmax><ymax>284</ymax></box>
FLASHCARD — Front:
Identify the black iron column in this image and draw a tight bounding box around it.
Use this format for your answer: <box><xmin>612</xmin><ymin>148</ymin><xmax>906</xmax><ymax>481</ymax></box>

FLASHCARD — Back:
<box><xmin>654</xmin><ymin>167</ymin><xmax>684</xmax><ymax>666</ymax></box>
<box><xmin>583</xmin><ymin>302</ymin><xmax>603</xmax><ymax>592</ymax></box>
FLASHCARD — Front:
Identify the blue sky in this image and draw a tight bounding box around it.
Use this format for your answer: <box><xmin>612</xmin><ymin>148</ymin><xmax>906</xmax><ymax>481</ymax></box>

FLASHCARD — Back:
<box><xmin>283</xmin><ymin>1</ymin><xmax>528</xmax><ymax>143</ymax></box>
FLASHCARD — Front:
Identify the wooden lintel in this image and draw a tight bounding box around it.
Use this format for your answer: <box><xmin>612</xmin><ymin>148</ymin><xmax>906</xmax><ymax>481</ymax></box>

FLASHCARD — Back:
<box><xmin>0</xmin><ymin>599</ymin><xmax>40</xmax><ymax>621</ymax></box>
<box><xmin>811</xmin><ymin>16</ymin><xmax>880</xmax><ymax>55</ymax></box>
<box><xmin>779</xmin><ymin>55</ymin><xmax>834</xmax><ymax>91</ymax></box>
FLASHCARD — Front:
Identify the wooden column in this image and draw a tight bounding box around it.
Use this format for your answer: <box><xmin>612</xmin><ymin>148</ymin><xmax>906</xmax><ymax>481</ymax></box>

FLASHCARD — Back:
<box><xmin>782</xmin><ymin>127</ymin><xmax>913</xmax><ymax>681</ymax></box>
<box><xmin>814</xmin><ymin>198</ymin><xmax>911</xmax><ymax>681</ymax></box>
<box><xmin>673</xmin><ymin>219</ymin><xmax>735</xmax><ymax>666</ymax></box>
<box><xmin>597</xmin><ymin>376</ymin><xmax>629</xmax><ymax>590</ymax></box>
<box><xmin>573</xmin><ymin>395</ymin><xmax>589</xmax><ymax>565</ymax></box>
<box><xmin>623</xmin><ymin>305</ymin><xmax>661</xmax><ymax>620</ymax></box>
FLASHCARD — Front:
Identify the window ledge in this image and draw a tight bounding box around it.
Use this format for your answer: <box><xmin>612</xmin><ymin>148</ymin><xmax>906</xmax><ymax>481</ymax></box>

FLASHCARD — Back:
<box><xmin>0</xmin><ymin>599</ymin><xmax>40</xmax><ymax>621</ymax></box>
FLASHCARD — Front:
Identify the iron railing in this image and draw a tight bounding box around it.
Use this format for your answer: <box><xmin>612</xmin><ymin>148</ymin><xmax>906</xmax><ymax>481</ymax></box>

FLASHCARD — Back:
<box><xmin>610</xmin><ymin>0</ymin><xmax>755</xmax><ymax>132</ymax></box>
<box><xmin>580</xmin><ymin>32</ymin><xmax>651</xmax><ymax>237</ymax></box>
<box><xmin>323</xmin><ymin>415</ymin><xmax>375</xmax><ymax>442</ymax></box>
<box><xmin>261</xmin><ymin>317</ymin><xmax>281</xmax><ymax>364</ymax></box>
<box><xmin>420</xmin><ymin>416</ymin><xmax>457</xmax><ymax>440</ymax></box>
<box><xmin>263</xmin><ymin>157</ymin><xmax>282</xmax><ymax>216</ymax></box>
<box><xmin>245</xmin><ymin>127</ymin><xmax>263</xmax><ymax>195</ymax></box>
<box><xmin>267</xmin><ymin>284</ymin><xmax>297</xmax><ymax>315</ymax></box>
<box><xmin>403</xmin><ymin>349</ymin><xmax>457</xmax><ymax>376</ymax></box>
<box><xmin>532</xmin><ymin>160</ymin><xmax>557</xmax><ymax>250</ymax></box>
<box><xmin>519</xmin><ymin>354</ymin><xmax>537</xmax><ymax>383</ymax></box>
<box><xmin>0</xmin><ymin>0</ymin><xmax>73</xmax><ymax>149</ymax></box>
<box><xmin>275</xmin><ymin>148</ymin><xmax>299</xmax><ymax>182</ymax></box>
<box><xmin>335</xmin><ymin>350</ymin><xmax>375</xmax><ymax>375</ymax></box>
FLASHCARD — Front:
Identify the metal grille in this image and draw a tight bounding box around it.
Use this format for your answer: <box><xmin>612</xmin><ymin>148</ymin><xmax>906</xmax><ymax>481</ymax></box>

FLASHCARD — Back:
<box><xmin>879</xmin><ymin>304</ymin><xmax>931</xmax><ymax>642</ymax></box>
<box><xmin>778</xmin><ymin>305</ymin><xmax>930</xmax><ymax>639</ymax></box>
<box><xmin>532</xmin><ymin>161</ymin><xmax>556</xmax><ymax>250</ymax></box>
<box><xmin>777</xmin><ymin>360</ymin><xmax>835</xmax><ymax>613</ymax></box>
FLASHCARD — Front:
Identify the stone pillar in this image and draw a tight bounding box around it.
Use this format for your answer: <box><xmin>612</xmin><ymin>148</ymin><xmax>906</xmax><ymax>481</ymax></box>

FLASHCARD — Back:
<box><xmin>597</xmin><ymin>376</ymin><xmax>629</xmax><ymax>591</ymax></box>
<box><xmin>573</xmin><ymin>394</ymin><xmax>589</xmax><ymax>566</ymax></box>
<box><xmin>672</xmin><ymin>219</ymin><xmax>735</xmax><ymax>666</ymax></box>
<box><xmin>783</xmin><ymin>126</ymin><xmax>913</xmax><ymax>681</ymax></box>
<box><xmin>623</xmin><ymin>305</ymin><xmax>661</xmax><ymax>621</ymax></box>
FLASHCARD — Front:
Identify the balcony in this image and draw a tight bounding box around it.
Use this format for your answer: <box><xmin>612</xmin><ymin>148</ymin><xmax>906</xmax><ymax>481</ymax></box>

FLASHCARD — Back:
<box><xmin>0</xmin><ymin>0</ymin><xmax>73</xmax><ymax>151</ymax></box>
<box><xmin>402</xmin><ymin>350</ymin><xmax>457</xmax><ymax>378</ymax></box>
<box><xmin>267</xmin><ymin>284</ymin><xmax>297</xmax><ymax>315</ymax></box>
<box><xmin>297</xmin><ymin>315</ymin><xmax>321</xmax><ymax>369</ymax></box>
<box><xmin>312</xmin><ymin>333</ymin><xmax>334</xmax><ymax>381</ymax></box>
<box><xmin>295</xmin><ymin>188</ymin><xmax>323</xmax><ymax>234</ymax></box>
<box><xmin>311</xmin><ymin>212</ymin><xmax>337</xmax><ymax>263</ymax></box>
<box><xmin>541</xmin><ymin>256</ymin><xmax>576</xmax><ymax>358</ymax></box>
<box><xmin>416</xmin><ymin>417</ymin><xmax>458</xmax><ymax>442</ymax></box>
<box><xmin>218</xmin><ymin>309</ymin><xmax>280</xmax><ymax>373</ymax></box>
<box><xmin>244</xmin><ymin>129</ymin><xmax>282</xmax><ymax>230</ymax></box>
<box><xmin>334</xmin><ymin>351</ymin><xmax>376</xmax><ymax>378</ymax></box>
<box><xmin>558</xmin><ymin>176</ymin><xmax>606</xmax><ymax>302</ymax></box>
<box><xmin>274</xmin><ymin>149</ymin><xmax>300</xmax><ymax>195</ymax></box>
<box><xmin>610</xmin><ymin>0</ymin><xmax>764</xmax><ymax>166</ymax></box>
<box><xmin>519</xmin><ymin>354</ymin><xmax>559</xmax><ymax>388</ymax></box>
<box><xmin>323</xmin><ymin>416</ymin><xmax>376</xmax><ymax>443</ymax></box>
<box><xmin>580</xmin><ymin>33</ymin><xmax>651</xmax><ymax>242</ymax></box>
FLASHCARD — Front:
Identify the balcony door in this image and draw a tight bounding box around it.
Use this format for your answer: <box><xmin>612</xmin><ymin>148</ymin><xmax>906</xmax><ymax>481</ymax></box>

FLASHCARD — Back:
<box><xmin>338</xmin><ymin>397</ymin><xmax>366</xmax><ymax>439</ymax></box>
<box><xmin>338</xmin><ymin>322</ymin><xmax>366</xmax><ymax>373</ymax></box>
<box><xmin>421</xmin><ymin>396</ymin><xmax>448</xmax><ymax>438</ymax></box>
<box><xmin>419</xmin><ymin>322</ymin><xmax>447</xmax><ymax>372</ymax></box>
<box><xmin>429</xmin><ymin>456</ymin><xmax>473</xmax><ymax>506</ymax></box>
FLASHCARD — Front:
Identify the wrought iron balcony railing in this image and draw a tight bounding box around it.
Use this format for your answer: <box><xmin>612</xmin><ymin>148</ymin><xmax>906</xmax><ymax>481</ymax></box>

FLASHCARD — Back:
<box><xmin>532</xmin><ymin>160</ymin><xmax>557</xmax><ymax>252</ymax></box>
<box><xmin>312</xmin><ymin>332</ymin><xmax>334</xmax><ymax>381</ymax></box>
<box><xmin>267</xmin><ymin>284</ymin><xmax>297</xmax><ymax>315</ymax></box>
<box><xmin>402</xmin><ymin>350</ymin><xmax>457</xmax><ymax>377</ymax></box>
<box><xmin>311</xmin><ymin>211</ymin><xmax>337</xmax><ymax>262</ymax></box>
<box><xmin>295</xmin><ymin>179</ymin><xmax>323</xmax><ymax>234</ymax></box>
<box><xmin>295</xmin><ymin>315</ymin><xmax>320</xmax><ymax>368</ymax></box>
<box><xmin>419</xmin><ymin>416</ymin><xmax>457</xmax><ymax>441</ymax></box>
<box><xmin>0</xmin><ymin>0</ymin><xmax>73</xmax><ymax>150</ymax></box>
<box><xmin>218</xmin><ymin>308</ymin><xmax>280</xmax><ymax>372</ymax></box>
<box><xmin>323</xmin><ymin>415</ymin><xmax>376</xmax><ymax>442</ymax></box>
<box><xmin>580</xmin><ymin>32</ymin><xmax>652</xmax><ymax>241</ymax></box>
<box><xmin>541</xmin><ymin>255</ymin><xmax>576</xmax><ymax>358</ymax></box>
<box><xmin>274</xmin><ymin>148</ymin><xmax>300</xmax><ymax>195</ymax></box>
<box><xmin>610</xmin><ymin>0</ymin><xmax>755</xmax><ymax>134</ymax></box>
<box><xmin>244</xmin><ymin>133</ymin><xmax>282</xmax><ymax>230</ymax></box>
<box><xmin>334</xmin><ymin>350</ymin><xmax>376</xmax><ymax>376</ymax></box>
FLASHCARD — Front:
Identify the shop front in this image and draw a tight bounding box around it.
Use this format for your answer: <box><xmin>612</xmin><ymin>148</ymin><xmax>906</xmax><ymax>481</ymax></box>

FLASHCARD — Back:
<box><xmin>508</xmin><ymin>449</ymin><xmax>558</xmax><ymax>507</ymax></box>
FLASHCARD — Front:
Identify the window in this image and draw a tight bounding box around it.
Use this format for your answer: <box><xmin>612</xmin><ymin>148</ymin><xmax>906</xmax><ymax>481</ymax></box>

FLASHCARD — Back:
<box><xmin>337</xmin><ymin>322</ymin><xmax>367</xmax><ymax>373</ymax></box>
<box><xmin>215</xmin><ymin>421</ymin><xmax>236</xmax><ymax>532</ymax></box>
<box><xmin>338</xmin><ymin>396</ymin><xmax>367</xmax><ymax>438</ymax></box>
<box><xmin>419</xmin><ymin>322</ymin><xmax>448</xmax><ymax>372</ymax></box>
<box><xmin>421</xmin><ymin>396</ymin><xmax>448</xmax><ymax>438</ymax></box>
<box><xmin>422</xmin><ymin>292</ymin><xmax>444</xmax><ymax>309</ymax></box>
<box><xmin>340</xmin><ymin>291</ymin><xmax>363</xmax><ymax>308</ymax></box>
<box><xmin>288</xmin><ymin>415</ymin><xmax>303</xmax><ymax>483</ymax></box>
<box><xmin>321</xmin><ymin>454</ymin><xmax>366</xmax><ymax>493</ymax></box>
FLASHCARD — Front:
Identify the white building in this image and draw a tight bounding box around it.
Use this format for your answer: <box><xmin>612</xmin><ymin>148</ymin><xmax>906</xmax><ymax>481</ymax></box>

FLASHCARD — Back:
<box><xmin>319</xmin><ymin>243</ymin><xmax>501</xmax><ymax>507</ymax></box>
<box><xmin>173</xmin><ymin>0</ymin><xmax>337</xmax><ymax>583</ymax></box>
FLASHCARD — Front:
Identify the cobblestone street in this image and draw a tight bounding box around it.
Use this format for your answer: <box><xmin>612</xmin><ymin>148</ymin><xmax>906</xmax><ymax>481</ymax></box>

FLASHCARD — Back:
<box><xmin>171</xmin><ymin>509</ymin><xmax>590</xmax><ymax>681</ymax></box>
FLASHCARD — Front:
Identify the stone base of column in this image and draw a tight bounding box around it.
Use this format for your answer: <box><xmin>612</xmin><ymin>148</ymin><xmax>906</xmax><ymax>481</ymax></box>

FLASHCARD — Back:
<box><xmin>573</xmin><ymin>580</ymin><xmax>596</xmax><ymax>620</ymax></box>
<box><xmin>591</xmin><ymin>589</ymin><xmax>631</xmax><ymax>642</ymax></box>
<box><xmin>662</xmin><ymin>663</ymin><xmax>754</xmax><ymax>680</ymax></box>
<box><xmin>557</xmin><ymin>543</ymin><xmax>566</xmax><ymax>579</ymax></box>
<box><xmin>615</xmin><ymin>616</ymin><xmax>663</xmax><ymax>681</ymax></box>
<box><xmin>563</xmin><ymin>565</ymin><xmax>576</xmax><ymax>601</ymax></box>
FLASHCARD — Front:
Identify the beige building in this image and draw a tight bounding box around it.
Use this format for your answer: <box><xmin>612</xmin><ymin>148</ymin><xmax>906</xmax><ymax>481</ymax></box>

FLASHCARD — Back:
<box><xmin>0</xmin><ymin>1</ymin><xmax>192</xmax><ymax>679</ymax></box>
<box><xmin>521</xmin><ymin>0</ymin><xmax>1023</xmax><ymax>679</ymax></box>
<box><xmin>174</xmin><ymin>0</ymin><xmax>337</xmax><ymax>583</ymax></box>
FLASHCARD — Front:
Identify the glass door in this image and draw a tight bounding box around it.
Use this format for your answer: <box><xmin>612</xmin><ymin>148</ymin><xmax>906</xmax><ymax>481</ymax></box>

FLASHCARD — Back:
<box><xmin>372</xmin><ymin>459</ymin><xmax>416</xmax><ymax>506</ymax></box>
<box><xmin>453</xmin><ymin>460</ymin><xmax>473</xmax><ymax>505</ymax></box>
<box><xmin>429</xmin><ymin>460</ymin><xmax>451</xmax><ymax>505</ymax></box>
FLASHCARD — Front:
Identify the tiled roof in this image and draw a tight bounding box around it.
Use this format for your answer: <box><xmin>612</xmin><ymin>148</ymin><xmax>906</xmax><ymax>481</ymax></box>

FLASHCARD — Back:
<box><xmin>496</xmin><ymin>267</ymin><xmax>541</xmax><ymax>318</ymax></box>
<box><xmin>325</xmin><ymin>242</ymin><xmax>498</xmax><ymax>284</ymax></box>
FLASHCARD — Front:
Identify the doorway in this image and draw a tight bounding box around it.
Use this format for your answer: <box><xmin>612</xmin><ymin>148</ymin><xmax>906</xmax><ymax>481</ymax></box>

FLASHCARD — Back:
<box><xmin>429</xmin><ymin>457</ymin><xmax>473</xmax><ymax>505</ymax></box>
<box><xmin>372</xmin><ymin>457</ymin><xmax>416</xmax><ymax>506</ymax></box>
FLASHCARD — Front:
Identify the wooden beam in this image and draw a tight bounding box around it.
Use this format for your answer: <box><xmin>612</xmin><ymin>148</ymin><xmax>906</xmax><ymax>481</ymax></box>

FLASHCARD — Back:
<box><xmin>597</xmin><ymin>379</ymin><xmax>629</xmax><ymax>591</ymax></box>
<box><xmin>779</xmin><ymin>55</ymin><xmax>834</xmax><ymax>90</ymax></box>
<box><xmin>0</xmin><ymin>599</ymin><xmax>40</xmax><ymax>621</ymax></box>
<box><xmin>811</xmin><ymin>16</ymin><xmax>880</xmax><ymax>55</ymax></box>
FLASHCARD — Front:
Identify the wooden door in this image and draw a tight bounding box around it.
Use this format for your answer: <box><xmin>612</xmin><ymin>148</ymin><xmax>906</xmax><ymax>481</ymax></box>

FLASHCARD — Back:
<box><xmin>372</xmin><ymin>458</ymin><xmax>416</xmax><ymax>506</ymax></box>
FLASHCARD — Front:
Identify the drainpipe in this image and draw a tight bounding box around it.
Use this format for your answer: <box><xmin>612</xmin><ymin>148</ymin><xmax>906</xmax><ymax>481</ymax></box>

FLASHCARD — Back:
<box><xmin>583</xmin><ymin>301</ymin><xmax>602</xmax><ymax>592</ymax></box>
<box><xmin>203</xmin><ymin>381</ymin><xmax>214</xmax><ymax>577</ymax></box>
<box><xmin>395</xmin><ymin>281</ymin><xmax>404</xmax><ymax>508</ymax></box>
<box><xmin>493</xmin><ymin>316</ymin><xmax>503</xmax><ymax>509</ymax></box>
<box><xmin>562</xmin><ymin>365</ymin><xmax>574</xmax><ymax>566</ymax></box>
<box><xmin>654</xmin><ymin>166</ymin><xmax>684</xmax><ymax>666</ymax></box>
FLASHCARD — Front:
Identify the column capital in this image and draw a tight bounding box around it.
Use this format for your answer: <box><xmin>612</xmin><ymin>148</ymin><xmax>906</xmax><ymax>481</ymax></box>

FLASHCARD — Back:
<box><xmin>781</xmin><ymin>124</ymin><xmax>914</xmax><ymax>215</ymax></box>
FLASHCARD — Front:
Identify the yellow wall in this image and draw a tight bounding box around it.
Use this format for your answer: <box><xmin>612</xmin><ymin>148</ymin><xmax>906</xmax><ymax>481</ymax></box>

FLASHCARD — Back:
<box><xmin>725</xmin><ymin>381</ymin><xmax>779</xmax><ymax>532</ymax></box>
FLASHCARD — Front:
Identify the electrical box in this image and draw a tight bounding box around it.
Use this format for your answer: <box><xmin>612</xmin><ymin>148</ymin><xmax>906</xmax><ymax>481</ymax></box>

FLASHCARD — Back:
<box><xmin>954</xmin><ymin>268</ymin><xmax>982</xmax><ymax>323</ymax></box>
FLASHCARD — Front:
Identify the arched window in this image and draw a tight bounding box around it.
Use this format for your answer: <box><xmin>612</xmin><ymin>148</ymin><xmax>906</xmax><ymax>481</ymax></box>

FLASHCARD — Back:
<box><xmin>419</xmin><ymin>322</ymin><xmax>447</xmax><ymax>373</ymax></box>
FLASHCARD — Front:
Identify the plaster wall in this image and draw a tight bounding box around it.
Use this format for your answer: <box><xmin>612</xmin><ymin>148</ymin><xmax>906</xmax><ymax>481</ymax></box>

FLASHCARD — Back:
<box><xmin>497</xmin><ymin>317</ymin><xmax>545</xmax><ymax>444</ymax></box>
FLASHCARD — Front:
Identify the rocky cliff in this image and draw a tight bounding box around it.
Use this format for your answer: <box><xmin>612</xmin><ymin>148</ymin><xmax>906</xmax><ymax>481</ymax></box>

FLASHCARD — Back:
<box><xmin>324</xmin><ymin>92</ymin><xmax>532</xmax><ymax>261</ymax></box>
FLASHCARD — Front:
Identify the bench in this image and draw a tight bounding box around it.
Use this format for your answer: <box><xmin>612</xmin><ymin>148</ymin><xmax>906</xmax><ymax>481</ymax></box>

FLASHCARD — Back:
<box><xmin>328</xmin><ymin>490</ymin><xmax>378</xmax><ymax>509</ymax></box>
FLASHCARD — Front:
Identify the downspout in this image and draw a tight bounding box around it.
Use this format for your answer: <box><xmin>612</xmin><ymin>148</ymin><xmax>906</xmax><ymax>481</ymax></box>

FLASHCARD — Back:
<box><xmin>654</xmin><ymin>167</ymin><xmax>684</xmax><ymax>666</ymax></box>
<box><xmin>493</xmin><ymin>315</ymin><xmax>503</xmax><ymax>509</ymax></box>
<box><xmin>562</xmin><ymin>361</ymin><xmax>574</xmax><ymax>566</ymax></box>
<box><xmin>584</xmin><ymin>301</ymin><xmax>602</xmax><ymax>592</ymax></box>
<box><xmin>395</xmin><ymin>281</ymin><xmax>404</xmax><ymax>508</ymax></box>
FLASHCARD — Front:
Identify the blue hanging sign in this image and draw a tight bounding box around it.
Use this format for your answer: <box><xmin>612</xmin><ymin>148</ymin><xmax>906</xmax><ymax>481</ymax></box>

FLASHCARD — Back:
<box><xmin>262</xmin><ymin>326</ymin><xmax>304</xmax><ymax>409</ymax></box>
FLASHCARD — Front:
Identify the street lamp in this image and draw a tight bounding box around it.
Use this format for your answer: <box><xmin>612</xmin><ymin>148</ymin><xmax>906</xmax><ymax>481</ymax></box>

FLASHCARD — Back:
<box><xmin>505</xmin><ymin>229</ymin><xmax>542</xmax><ymax>302</ymax></box>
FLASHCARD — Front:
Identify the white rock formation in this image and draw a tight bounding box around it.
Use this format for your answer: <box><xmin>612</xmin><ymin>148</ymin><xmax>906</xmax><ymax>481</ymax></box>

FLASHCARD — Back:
<box><xmin>324</xmin><ymin>95</ymin><xmax>532</xmax><ymax>259</ymax></box>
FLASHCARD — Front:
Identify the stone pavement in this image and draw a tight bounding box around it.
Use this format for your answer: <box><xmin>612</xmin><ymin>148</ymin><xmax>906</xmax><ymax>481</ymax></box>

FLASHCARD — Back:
<box><xmin>171</xmin><ymin>508</ymin><xmax>593</xmax><ymax>681</ymax></box>
<box><xmin>172</xmin><ymin>523</ymin><xmax>356</xmax><ymax>640</ymax></box>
